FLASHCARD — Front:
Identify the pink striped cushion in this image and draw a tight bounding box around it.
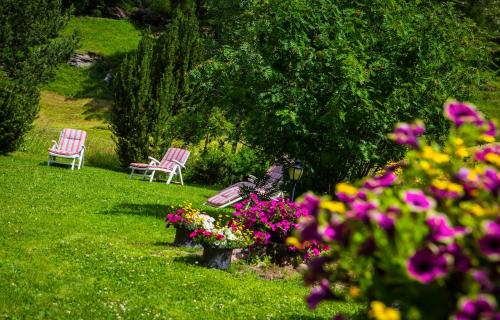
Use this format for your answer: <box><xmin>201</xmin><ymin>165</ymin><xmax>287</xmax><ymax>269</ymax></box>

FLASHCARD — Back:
<box><xmin>207</xmin><ymin>186</ymin><xmax>241</xmax><ymax>206</ymax></box>
<box><xmin>130</xmin><ymin>162</ymin><xmax>149</xmax><ymax>168</ymax></box>
<box><xmin>48</xmin><ymin>149</ymin><xmax>80</xmax><ymax>156</ymax></box>
<box><xmin>148</xmin><ymin>161</ymin><xmax>176</xmax><ymax>171</ymax></box>
<box><xmin>56</xmin><ymin>129</ymin><xmax>87</xmax><ymax>154</ymax></box>
<box><xmin>160</xmin><ymin>148</ymin><xmax>190</xmax><ymax>167</ymax></box>
<box><xmin>267</xmin><ymin>165</ymin><xmax>283</xmax><ymax>182</ymax></box>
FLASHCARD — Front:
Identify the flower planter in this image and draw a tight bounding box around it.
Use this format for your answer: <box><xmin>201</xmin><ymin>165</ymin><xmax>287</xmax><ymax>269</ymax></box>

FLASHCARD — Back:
<box><xmin>173</xmin><ymin>226</ymin><xmax>197</xmax><ymax>247</ymax></box>
<box><xmin>202</xmin><ymin>246</ymin><xmax>233</xmax><ymax>270</ymax></box>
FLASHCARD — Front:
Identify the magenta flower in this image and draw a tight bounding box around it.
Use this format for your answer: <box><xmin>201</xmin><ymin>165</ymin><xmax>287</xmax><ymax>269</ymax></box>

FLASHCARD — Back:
<box><xmin>306</xmin><ymin>279</ymin><xmax>334</xmax><ymax>309</ymax></box>
<box><xmin>391</xmin><ymin>121</ymin><xmax>425</xmax><ymax>148</ymax></box>
<box><xmin>347</xmin><ymin>200</ymin><xmax>378</xmax><ymax>222</ymax></box>
<box><xmin>426</xmin><ymin>214</ymin><xmax>466</xmax><ymax>243</ymax></box>
<box><xmin>479</xmin><ymin>233</ymin><xmax>500</xmax><ymax>261</ymax></box>
<box><xmin>303</xmin><ymin>256</ymin><xmax>333</xmax><ymax>284</ymax></box>
<box><xmin>363</xmin><ymin>171</ymin><xmax>397</xmax><ymax>190</ymax></box>
<box><xmin>441</xmin><ymin>243</ymin><xmax>471</xmax><ymax>273</ymax></box>
<box><xmin>407</xmin><ymin>248</ymin><xmax>448</xmax><ymax>283</ymax></box>
<box><xmin>402</xmin><ymin>189</ymin><xmax>435</xmax><ymax>212</ymax></box>
<box><xmin>454</xmin><ymin>295</ymin><xmax>496</xmax><ymax>320</ymax></box>
<box><xmin>481</xmin><ymin>168</ymin><xmax>500</xmax><ymax>193</ymax></box>
<box><xmin>300</xmin><ymin>194</ymin><xmax>321</xmax><ymax>217</ymax></box>
<box><xmin>373</xmin><ymin>212</ymin><xmax>395</xmax><ymax>233</ymax></box>
<box><xmin>444</xmin><ymin>101</ymin><xmax>484</xmax><ymax>127</ymax></box>
<box><xmin>298</xmin><ymin>216</ymin><xmax>321</xmax><ymax>242</ymax></box>
<box><xmin>472</xmin><ymin>269</ymin><xmax>496</xmax><ymax>293</ymax></box>
<box><xmin>485</xmin><ymin>120</ymin><xmax>497</xmax><ymax>138</ymax></box>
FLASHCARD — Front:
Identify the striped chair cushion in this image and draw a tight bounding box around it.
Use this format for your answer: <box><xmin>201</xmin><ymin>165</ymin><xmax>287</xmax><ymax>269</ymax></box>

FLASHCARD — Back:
<box><xmin>207</xmin><ymin>186</ymin><xmax>242</xmax><ymax>206</ymax></box>
<box><xmin>130</xmin><ymin>162</ymin><xmax>149</xmax><ymax>168</ymax></box>
<box><xmin>49</xmin><ymin>128</ymin><xmax>87</xmax><ymax>156</ymax></box>
<box><xmin>160</xmin><ymin>148</ymin><xmax>190</xmax><ymax>167</ymax></box>
<box><xmin>48</xmin><ymin>149</ymin><xmax>80</xmax><ymax>156</ymax></box>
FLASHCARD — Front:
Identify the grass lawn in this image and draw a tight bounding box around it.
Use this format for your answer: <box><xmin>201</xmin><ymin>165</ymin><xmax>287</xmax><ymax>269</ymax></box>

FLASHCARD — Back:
<box><xmin>44</xmin><ymin>16</ymin><xmax>142</xmax><ymax>100</ymax></box>
<box><xmin>0</xmin><ymin>151</ymin><xmax>360</xmax><ymax>319</ymax></box>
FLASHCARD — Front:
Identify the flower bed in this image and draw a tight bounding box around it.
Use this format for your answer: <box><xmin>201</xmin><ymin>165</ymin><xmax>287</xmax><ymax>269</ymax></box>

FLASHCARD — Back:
<box><xmin>292</xmin><ymin>101</ymin><xmax>499</xmax><ymax>319</ymax></box>
<box><xmin>165</xmin><ymin>203</ymin><xmax>215</xmax><ymax>246</ymax></box>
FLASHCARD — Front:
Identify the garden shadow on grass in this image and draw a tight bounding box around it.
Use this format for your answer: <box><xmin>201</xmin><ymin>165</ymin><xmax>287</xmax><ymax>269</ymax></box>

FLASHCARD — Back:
<box><xmin>173</xmin><ymin>254</ymin><xmax>204</xmax><ymax>268</ymax></box>
<box><xmin>98</xmin><ymin>203</ymin><xmax>170</xmax><ymax>219</ymax></box>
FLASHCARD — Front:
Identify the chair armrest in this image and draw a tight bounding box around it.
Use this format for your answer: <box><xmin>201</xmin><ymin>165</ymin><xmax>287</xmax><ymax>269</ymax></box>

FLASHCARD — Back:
<box><xmin>172</xmin><ymin>159</ymin><xmax>185</xmax><ymax>169</ymax></box>
<box><xmin>247</xmin><ymin>174</ymin><xmax>257</xmax><ymax>183</ymax></box>
<box><xmin>51</xmin><ymin>140</ymin><xmax>58</xmax><ymax>149</ymax></box>
<box><xmin>148</xmin><ymin>156</ymin><xmax>161</xmax><ymax>165</ymax></box>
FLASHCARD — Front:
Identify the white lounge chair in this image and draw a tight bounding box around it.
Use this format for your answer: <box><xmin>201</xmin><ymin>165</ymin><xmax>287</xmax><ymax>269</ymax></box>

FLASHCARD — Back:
<box><xmin>129</xmin><ymin>147</ymin><xmax>190</xmax><ymax>185</ymax></box>
<box><xmin>48</xmin><ymin>128</ymin><xmax>87</xmax><ymax>170</ymax></box>
<box><xmin>206</xmin><ymin>165</ymin><xmax>284</xmax><ymax>209</ymax></box>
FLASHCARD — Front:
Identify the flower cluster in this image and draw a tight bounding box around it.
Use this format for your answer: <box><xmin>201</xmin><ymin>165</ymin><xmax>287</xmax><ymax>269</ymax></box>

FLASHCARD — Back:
<box><xmin>189</xmin><ymin>221</ymin><xmax>254</xmax><ymax>249</ymax></box>
<box><xmin>292</xmin><ymin>100</ymin><xmax>499</xmax><ymax>319</ymax></box>
<box><xmin>233</xmin><ymin>194</ymin><xmax>308</xmax><ymax>245</ymax></box>
<box><xmin>165</xmin><ymin>203</ymin><xmax>215</xmax><ymax>231</ymax></box>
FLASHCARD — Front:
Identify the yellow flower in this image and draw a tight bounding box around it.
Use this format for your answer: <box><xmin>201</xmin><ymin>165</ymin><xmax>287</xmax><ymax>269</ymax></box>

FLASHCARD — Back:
<box><xmin>286</xmin><ymin>237</ymin><xmax>302</xmax><ymax>249</ymax></box>
<box><xmin>485</xmin><ymin>153</ymin><xmax>500</xmax><ymax>166</ymax></box>
<box><xmin>370</xmin><ymin>301</ymin><xmax>401</xmax><ymax>320</ymax></box>
<box><xmin>482</xmin><ymin>135</ymin><xmax>495</xmax><ymax>143</ymax></box>
<box><xmin>349</xmin><ymin>286</ymin><xmax>360</xmax><ymax>299</ymax></box>
<box><xmin>320</xmin><ymin>201</ymin><xmax>346</xmax><ymax>213</ymax></box>
<box><xmin>453</xmin><ymin>138</ymin><xmax>464</xmax><ymax>146</ymax></box>
<box><xmin>421</xmin><ymin>146</ymin><xmax>450</xmax><ymax>164</ymax></box>
<box><xmin>336</xmin><ymin>183</ymin><xmax>358</xmax><ymax>196</ymax></box>
<box><xmin>456</xmin><ymin>147</ymin><xmax>469</xmax><ymax>158</ymax></box>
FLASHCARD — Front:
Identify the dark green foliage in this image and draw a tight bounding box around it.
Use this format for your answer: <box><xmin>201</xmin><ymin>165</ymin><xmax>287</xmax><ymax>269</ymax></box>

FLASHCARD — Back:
<box><xmin>185</xmin><ymin>145</ymin><xmax>266</xmax><ymax>186</ymax></box>
<box><xmin>111</xmin><ymin>8</ymin><xmax>202</xmax><ymax>166</ymax></box>
<box><xmin>0</xmin><ymin>0</ymin><xmax>76</xmax><ymax>153</ymax></box>
<box><xmin>199</xmin><ymin>0</ymin><xmax>489</xmax><ymax>192</ymax></box>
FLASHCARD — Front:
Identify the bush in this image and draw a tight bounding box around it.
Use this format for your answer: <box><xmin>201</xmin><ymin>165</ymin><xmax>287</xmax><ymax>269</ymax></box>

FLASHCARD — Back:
<box><xmin>293</xmin><ymin>101</ymin><xmax>499</xmax><ymax>319</ymax></box>
<box><xmin>0</xmin><ymin>0</ymin><xmax>76</xmax><ymax>153</ymax></box>
<box><xmin>201</xmin><ymin>0</ymin><xmax>490</xmax><ymax>192</ymax></box>
<box><xmin>185</xmin><ymin>145</ymin><xmax>267</xmax><ymax>186</ymax></box>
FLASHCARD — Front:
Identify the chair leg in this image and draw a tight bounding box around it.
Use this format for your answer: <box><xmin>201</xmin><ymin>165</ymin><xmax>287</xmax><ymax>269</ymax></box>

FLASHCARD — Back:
<box><xmin>179</xmin><ymin>170</ymin><xmax>184</xmax><ymax>186</ymax></box>
<box><xmin>47</xmin><ymin>155</ymin><xmax>51</xmax><ymax>166</ymax></box>
<box><xmin>130</xmin><ymin>168</ymin><xmax>135</xmax><ymax>178</ymax></box>
<box><xmin>149</xmin><ymin>170</ymin><xmax>155</xmax><ymax>182</ymax></box>
<box><xmin>77</xmin><ymin>157</ymin><xmax>82</xmax><ymax>170</ymax></box>
<box><xmin>71</xmin><ymin>158</ymin><xmax>76</xmax><ymax>170</ymax></box>
<box><xmin>166</xmin><ymin>172</ymin><xmax>175</xmax><ymax>184</ymax></box>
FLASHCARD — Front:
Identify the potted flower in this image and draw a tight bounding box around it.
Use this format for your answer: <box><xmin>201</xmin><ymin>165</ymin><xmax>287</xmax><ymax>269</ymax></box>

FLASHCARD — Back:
<box><xmin>165</xmin><ymin>203</ymin><xmax>215</xmax><ymax>247</ymax></box>
<box><xmin>190</xmin><ymin>224</ymin><xmax>254</xmax><ymax>270</ymax></box>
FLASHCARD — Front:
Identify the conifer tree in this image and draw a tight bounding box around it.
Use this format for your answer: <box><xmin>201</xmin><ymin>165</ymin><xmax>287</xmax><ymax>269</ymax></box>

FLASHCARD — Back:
<box><xmin>111</xmin><ymin>7</ymin><xmax>203</xmax><ymax>166</ymax></box>
<box><xmin>0</xmin><ymin>0</ymin><xmax>75</xmax><ymax>153</ymax></box>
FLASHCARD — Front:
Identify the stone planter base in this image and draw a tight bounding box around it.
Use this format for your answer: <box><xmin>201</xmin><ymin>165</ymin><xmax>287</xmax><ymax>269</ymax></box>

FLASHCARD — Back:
<box><xmin>202</xmin><ymin>246</ymin><xmax>234</xmax><ymax>270</ymax></box>
<box><xmin>173</xmin><ymin>227</ymin><xmax>197</xmax><ymax>247</ymax></box>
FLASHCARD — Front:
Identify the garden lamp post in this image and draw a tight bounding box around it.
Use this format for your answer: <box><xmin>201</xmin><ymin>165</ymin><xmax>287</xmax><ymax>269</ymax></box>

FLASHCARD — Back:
<box><xmin>288</xmin><ymin>160</ymin><xmax>304</xmax><ymax>202</ymax></box>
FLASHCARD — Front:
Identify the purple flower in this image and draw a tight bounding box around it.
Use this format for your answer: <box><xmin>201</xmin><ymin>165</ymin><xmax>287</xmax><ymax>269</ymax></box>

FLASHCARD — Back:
<box><xmin>472</xmin><ymin>269</ymin><xmax>496</xmax><ymax>293</ymax></box>
<box><xmin>485</xmin><ymin>120</ymin><xmax>498</xmax><ymax>138</ymax></box>
<box><xmin>407</xmin><ymin>247</ymin><xmax>449</xmax><ymax>283</ymax></box>
<box><xmin>390</xmin><ymin>121</ymin><xmax>425</xmax><ymax>148</ymax></box>
<box><xmin>347</xmin><ymin>201</ymin><xmax>378</xmax><ymax>222</ymax></box>
<box><xmin>373</xmin><ymin>212</ymin><xmax>395</xmax><ymax>233</ymax></box>
<box><xmin>444</xmin><ymin>101</ymin><xmax>484</xmax><ymax>127</ymax></box>
<box><xmin>363</xmin><ymin>171</ymin><xmax>397</xmax><ymax>190</ymax></box>
<box><xmin>300</xmin><ymin>194</ymin><xmax>321</xmax><ymax>217</ymax></box>
<box><xmin>298</xmin><ymin>216</ymin><xmax>321</xmax><ymax>242</ymax></box>
<box><xmin>306</xmin><ymin>279</ymin><xmax>334</xmax><ymax>309</ymax></box>
<box><xmin>481</xmin><ymin>168</ymin><xmax>500</xmax><ymax>193</ymax></box>
<box><xmin>426</xmin><ymin>214</ymin><xmax>466</xmax><ymax>243</ymax></box>
<box><xmin>454</xmin><ymin>295</ymin><xmax>496</xmax><ymax>320</ymax></box>
<box><xmin>479</xmin><ymin>233</ymin><xmax>500</xmax><ymax>261</ymax></box>
<box><xmin>402</xmin><ymin>189</ymin><xmax>436</xmax><ymax>212</ymax></box>
<box><xmin>304</xmin><ymin>256</ymin><xmax>333</xmax><ymax>284</ymax></box>
<box><xmin>441</xmin><ymin>243</ymin><xmax>471</xmax><ymax>273</ymax></box>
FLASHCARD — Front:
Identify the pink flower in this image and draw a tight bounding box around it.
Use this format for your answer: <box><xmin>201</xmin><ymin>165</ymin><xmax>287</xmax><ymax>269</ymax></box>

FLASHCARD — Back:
<box><xmin>363</xmin><ymin>171</ymin><xmax>397</xmax><ymax>190</ymax></box>
<box><xmin>444</xmin><ymin>101</ymin><xmax>484</xmax><ymax>127</ymax></box>
<box><xmin>402</xmin><ymin>189</ymin><xmax>435</xmax><ymax>212</ymax></box>
<box><xmin>390</xmin><ymin>121</ymin><xmax>425</xmax><ymax>148</ymax></box>
<box><xmin>407</xmin><ymin>247</ymin><xmax>449</xmax><ymax>283</ymax></box>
